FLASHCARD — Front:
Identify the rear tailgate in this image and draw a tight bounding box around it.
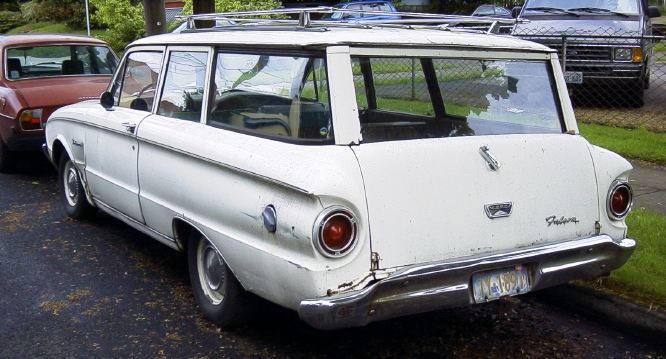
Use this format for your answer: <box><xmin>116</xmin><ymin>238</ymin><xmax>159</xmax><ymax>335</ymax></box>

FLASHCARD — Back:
<box><xmin>352</xmin><ymin>133</ymin><xmax>598</xmax><ymax>269</ymax></box>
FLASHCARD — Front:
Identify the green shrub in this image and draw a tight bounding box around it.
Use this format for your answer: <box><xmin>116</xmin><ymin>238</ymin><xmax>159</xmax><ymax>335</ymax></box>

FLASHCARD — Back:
<box><xmin>90</xmin><ymin>0</ymin><xmax>145</xmax><ymax>52</ymax></box>
<box><xmin>0</xmin><ymin>11</ymin><xmax>26</xmax><ymax>34</ymax></box>
<box><xmin>27</xmin><ymin>0</ymin><xmax>88</xmax><ymax>29</ymax></box>
<box><xmin>0</xmin><ymin>2</ymin><xmax>20</xmax><ymax>12</ymax></box>
<box><xmin>182</xmin><ymin>0</ymin><xmax>283</xmax><ymax>14</ymax></box>
<box><xmin>20</xmin><ymin>2</ymin><xmax>40</xmax><ymax>23</ymax></box>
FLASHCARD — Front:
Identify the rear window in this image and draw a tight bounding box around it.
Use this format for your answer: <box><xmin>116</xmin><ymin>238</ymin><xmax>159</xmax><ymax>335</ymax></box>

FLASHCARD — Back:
<box><xmin>5</xmin><ymin>44</ymin><xmax>117</xmax><ymax>80</ymax></box>
<box><xmin>352</xmin><ymin>57</ymin><xmax>564</xmax><ymax>143</ymax></box>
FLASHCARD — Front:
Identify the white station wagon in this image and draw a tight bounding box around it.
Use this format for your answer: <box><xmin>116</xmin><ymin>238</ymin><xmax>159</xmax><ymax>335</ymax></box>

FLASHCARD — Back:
<box><xmin>44</xmin><ymin>9</ymin><xmax>636</xmax><ymax>330</ymax></box>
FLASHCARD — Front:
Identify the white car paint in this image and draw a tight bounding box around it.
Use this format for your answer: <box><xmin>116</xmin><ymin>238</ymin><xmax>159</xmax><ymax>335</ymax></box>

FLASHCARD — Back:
<box><xmin>44</xmin><ymin>16</ymin><xmax>635</xmax><ymax>329</ymax></box>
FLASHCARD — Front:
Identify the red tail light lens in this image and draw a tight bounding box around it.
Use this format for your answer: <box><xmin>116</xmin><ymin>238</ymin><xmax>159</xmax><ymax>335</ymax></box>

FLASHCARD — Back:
<box><xmin>19</xmin><ymin>109</ymin><xmax>43</xmax><ymax>131</ymax></box>
<box><xmin>607</xmin><ymin>181</ymin><xmax>633</xmax><ymax>220</ymax></box>
<box><xmin>313</xmin><ymin>206</ymin><xmax>357</xmax><ymax>258</ymax></box>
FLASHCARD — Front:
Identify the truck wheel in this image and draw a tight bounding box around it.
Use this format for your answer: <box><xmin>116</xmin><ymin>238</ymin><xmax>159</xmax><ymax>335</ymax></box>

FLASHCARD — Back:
<box><xmin>0</xmin><ymin>140</ymin><xmax>18</xmax><ymax>173</ymax></box>
<box><xmin>58</xmin><ymin>152</ymin><xmax>97</xmax><ymax>219</ymax></box>
<box><xmin>188</xmin><ymin>232</ymin><xmax>256</xmax><ymax>328</ymax></box>
<box><xmin>626</xmin><ymin>84</ymin><xmax>645</xmax><ymax>108</ymax></box>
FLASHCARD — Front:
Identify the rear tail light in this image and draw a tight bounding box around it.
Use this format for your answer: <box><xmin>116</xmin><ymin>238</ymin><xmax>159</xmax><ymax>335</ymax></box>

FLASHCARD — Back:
<box><xmin>18</xmin><ymin>109</ymin><xmax>43</xmax><ymax>131</ymax></box>
<box><xmin>607</xmin><ymin>180</ymin><xmax>633</xmax><ymax>220</ymax></box>
<box><xmin>313</xmin><ymin>206</ymin><xmax>358</xmax><ymax>258</ymax></box>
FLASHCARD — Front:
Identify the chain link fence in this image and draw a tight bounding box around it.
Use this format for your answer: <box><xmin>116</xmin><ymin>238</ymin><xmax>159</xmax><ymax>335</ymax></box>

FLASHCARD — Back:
<box><xmin>513</xmin><ymin>27</ymin><xmax>666</xmax><ymax>132</ymax></box>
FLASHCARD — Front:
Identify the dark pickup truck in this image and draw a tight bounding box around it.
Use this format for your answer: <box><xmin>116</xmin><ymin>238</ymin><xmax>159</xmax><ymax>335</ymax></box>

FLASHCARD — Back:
<box><xmin>512</xmin><ymin>0</ymin><xmax>661</xmax><ymax>107</ymax></box>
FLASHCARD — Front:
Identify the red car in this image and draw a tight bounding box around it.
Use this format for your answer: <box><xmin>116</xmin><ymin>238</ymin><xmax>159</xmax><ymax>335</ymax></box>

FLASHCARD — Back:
<box><xmin>0</xmin><ymin>34</ymin><xmax>118</xmax><ymax>172</ymax></box>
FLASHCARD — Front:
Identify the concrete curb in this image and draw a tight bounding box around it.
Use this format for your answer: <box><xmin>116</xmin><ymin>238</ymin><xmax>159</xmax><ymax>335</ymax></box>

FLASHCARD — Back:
<box><xmin>538</xmin><ymin>283</ymin><xmax>666</xmax><ymax>341</ymax></box>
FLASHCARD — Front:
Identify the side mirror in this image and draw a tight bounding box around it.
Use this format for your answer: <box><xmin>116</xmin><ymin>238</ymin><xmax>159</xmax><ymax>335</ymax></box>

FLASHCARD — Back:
<box><xmin>647</xmin><ymin>6</ymin><xmax>661</xmax><ymax>18</ymax></box>
<box><xmin>512</xmin><ymin>6</ymin><xmax>522</xmax><ymax>18</ymax></box>
<box><xmin>100</xmin><ymin>91</ymin><xmax>114</xmax><ymax>110</ymax></box>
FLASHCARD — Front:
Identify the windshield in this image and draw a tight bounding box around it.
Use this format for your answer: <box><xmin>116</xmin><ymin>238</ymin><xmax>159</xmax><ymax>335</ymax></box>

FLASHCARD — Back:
<box><xmin>524</xmin><ymin>0</ymin><xmax>640</xmax><ymax>14</ymax></box>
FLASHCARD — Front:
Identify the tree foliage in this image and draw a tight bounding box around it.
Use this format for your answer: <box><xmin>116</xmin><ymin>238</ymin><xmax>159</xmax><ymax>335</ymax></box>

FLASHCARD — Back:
<box><xmin>182</xmin><ymin>0</ymin><xmax>283</xmax><ymax>14</ymax></box>
<box><xmin>0</xmin><ymin>11</ymin><xmax>26</xmax><ymax>33</ymax></box>
<box><xmin>20</xmin><ymin>0</ymin><xmax>88</xmax><ymax>29</ymax></box>
<box><xmin>89</xmin><ymin>0</ymin><xmax>145</xmax><ymax>52</ymax></box>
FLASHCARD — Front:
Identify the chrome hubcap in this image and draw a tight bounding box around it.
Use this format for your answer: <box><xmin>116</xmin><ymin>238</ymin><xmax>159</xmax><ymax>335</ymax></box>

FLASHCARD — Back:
<box><xmin>64</xmin><ymin>162</ymin><xmax>79</xmax><ymax>207</ymax></box>
<box><xmin>197</xmin><ymin>238</ymin><xmax>226</xmax><ymax>304</ymax></box>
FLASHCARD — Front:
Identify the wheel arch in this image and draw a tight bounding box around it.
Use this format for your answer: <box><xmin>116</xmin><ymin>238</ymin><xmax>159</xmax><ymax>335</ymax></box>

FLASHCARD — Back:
<box><xmin>172</xmin><ymin>217</ymin><xmax>197</xmax><ymax>252</ymax></box>
<box><xmin>51</xmin><ymin>138</ymin><xmax>66</xmax><ymax>170</ymax></box>
<box><xmin>172</xmin><ymin>218</ymin><xmax>249</xmax><ymax>291</ymax></box>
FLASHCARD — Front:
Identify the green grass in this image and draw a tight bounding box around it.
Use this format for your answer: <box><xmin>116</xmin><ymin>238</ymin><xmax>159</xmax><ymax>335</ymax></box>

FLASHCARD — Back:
<box><xmin>578</xmin><ymin>122</ymin><xmax>666</xmax><ymax>165</ymax></box>
<box><xmin>655</xmin><ymin>42</ymin><xmax>666</xmax><ymax>61</ymax></box>
<box><xmin>622</xmin><ymin>209</ymin><xmax>666</xmax><ymax>295</ymax></box>
<box><xmin>7</xmin><ymin>21</ymin><xmax>107</xmax><ymax>38</ymax></box>
<box><xmin>589</xmin><ymin>208</ymin><xmax>666</xmax><ymax>311</ymax></box>
<box><xmin>577</xmin><ymin>121</ymin><xmax>666</xmax><ymax>309</ymax></box>
<box><xmin>351</xmin><ymin>61</ymin><xmax>457</xmax><ymax>76</ymax></box>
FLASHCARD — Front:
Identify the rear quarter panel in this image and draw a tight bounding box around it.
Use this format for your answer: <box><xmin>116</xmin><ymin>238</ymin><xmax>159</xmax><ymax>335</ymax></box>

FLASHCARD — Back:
<box><xmin>135</xmin><ymin>115</ymin><xmax>371</xmax><ymax>309</ymax></box>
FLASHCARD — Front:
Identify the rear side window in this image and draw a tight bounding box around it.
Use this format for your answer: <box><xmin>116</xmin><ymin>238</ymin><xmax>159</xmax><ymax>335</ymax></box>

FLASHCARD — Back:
<box><xmin>5</xmin><ymin>44</ymin><xmax>117</xmax><ymax>80</ymax></box>
<box><xmin>206</xmin><ymin>51</ymin><xmax>332</xmax><ymax>143</ymax></box>
<box><xmin>352</xmin><ymin>57</ymin><xmax>563</xmax><ymax>143</ymax></box>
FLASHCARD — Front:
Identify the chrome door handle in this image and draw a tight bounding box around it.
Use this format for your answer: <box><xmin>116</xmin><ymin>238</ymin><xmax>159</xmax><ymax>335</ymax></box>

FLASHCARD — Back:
<box><xmin>121</xmin><ymin>122</ymin><xmax>137</xmax><ymax>134</ymax></box>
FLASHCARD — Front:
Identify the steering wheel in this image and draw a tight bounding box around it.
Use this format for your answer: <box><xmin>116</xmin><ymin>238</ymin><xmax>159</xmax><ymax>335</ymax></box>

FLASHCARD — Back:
<box><xmin>137</xmin><ymin>83</ymin><xmax>154</xmax><ymax>98</ymax></box>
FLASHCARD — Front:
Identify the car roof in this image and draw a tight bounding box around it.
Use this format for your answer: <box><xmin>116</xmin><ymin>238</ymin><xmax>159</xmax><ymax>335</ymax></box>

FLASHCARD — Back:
<box><xmin>137</xmin><ymin>27</ymin><xmax>548</xmax><ymax>52</ymax></box>
<box><xmin>335</xmin><ymin>0</ymin><xmax>394</xmax><ymax>6</ymax></box>
<box><xmin>137</xmin><ymin>9</ymin><xmax>551</xmax><ymax>54</ymax></box>
<box><xmin>0</xmin><ymin>33</ymin><xmax>111</xmax><ymax>48</ymax></box>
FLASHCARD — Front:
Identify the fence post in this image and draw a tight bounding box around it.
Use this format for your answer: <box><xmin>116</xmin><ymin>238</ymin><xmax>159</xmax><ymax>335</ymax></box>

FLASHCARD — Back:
<box><xmin>412</xmin><ymin>58</ymin><xmax>416</xmax><ymax>101</ymax></box>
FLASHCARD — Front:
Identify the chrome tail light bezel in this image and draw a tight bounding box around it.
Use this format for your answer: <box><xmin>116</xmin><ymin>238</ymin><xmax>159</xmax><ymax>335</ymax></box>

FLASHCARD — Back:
<box><xmin>312</xmin><ymin>206</ymin><xmax>358</xmax><ymax>258</ymax></box>
<box><xmin>607</xmin><ymin>180</ymin><xmax>634</xmax><ymax>220</ymax></box>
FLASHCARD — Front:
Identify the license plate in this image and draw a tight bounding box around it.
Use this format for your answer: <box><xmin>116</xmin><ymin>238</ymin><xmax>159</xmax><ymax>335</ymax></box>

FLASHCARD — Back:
<box><xmin>564</xmin><ymin>71</ymin><xmax>583</xmax><ymax>84</ymax></box>
<box><xmin>472</xmin><ymin>265</ymin><xmax>531</xmax><ymax>303</ymax></box>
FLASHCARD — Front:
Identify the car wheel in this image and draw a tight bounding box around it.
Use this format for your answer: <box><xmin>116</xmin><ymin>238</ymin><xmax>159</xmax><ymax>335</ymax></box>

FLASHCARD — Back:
<box><xmin>58</xmin><ymin>152</ymin><xmax>97</xmax><ymax>219</ymax></box>
<box><xmin>0</xmin><ymin>140</ymin><xmax>18</xmax><ymax>174</ymax></box>
<box><xmin>188</xmin><ymin>232</ymin><xmax>255</xmax><ymax>328</ymax></box>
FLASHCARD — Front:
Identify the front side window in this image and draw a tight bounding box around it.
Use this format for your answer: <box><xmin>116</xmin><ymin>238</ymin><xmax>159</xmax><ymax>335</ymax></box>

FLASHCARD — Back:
<box><xmin>353</xmin><ymin>56</ymin><xmax>563</xmax><ymax>143</ymax></box>
<box><xmin>5</xmin><ymin>44</ymin><xmax>117</xmax><ymax>80</ymax></box>
<box><xmin>157</xmin><ymin>51</ymin><xmax>208</xmax><ymax>122</ymax></box>
<box><xmin>112</xmin><ymin>51</ymin><xmax>163</xmax><ymax>112</ymax></box>
<box><xmin>207</xmin><ymin>51</ymin><xmax>331</xmax><ymax>142</ymax></box>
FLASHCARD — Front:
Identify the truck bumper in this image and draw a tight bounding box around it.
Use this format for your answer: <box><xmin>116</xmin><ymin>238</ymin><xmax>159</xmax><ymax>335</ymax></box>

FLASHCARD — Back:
<box><xmin>298</xmin><ymin>234</ymin><xmax>635</xmax><ymax>330</ymax></box>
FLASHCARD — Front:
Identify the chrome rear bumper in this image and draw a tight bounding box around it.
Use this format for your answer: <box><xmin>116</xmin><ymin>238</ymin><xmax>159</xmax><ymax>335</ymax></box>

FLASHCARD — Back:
<box><xmin>298</xmin><ymin>235</ymin><xmax>635</xmax><ymax>330</ymax></box>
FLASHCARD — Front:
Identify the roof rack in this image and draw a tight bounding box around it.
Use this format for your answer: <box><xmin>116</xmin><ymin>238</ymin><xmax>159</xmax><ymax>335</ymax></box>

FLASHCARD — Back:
<box><xmin>176</xmin><ymin>7</ymin><xmax>528</xmax><ymax>34</ymax></box>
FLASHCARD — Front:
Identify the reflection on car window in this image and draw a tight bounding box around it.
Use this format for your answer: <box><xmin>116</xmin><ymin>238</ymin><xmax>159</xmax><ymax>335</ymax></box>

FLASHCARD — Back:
<box><xmin>5</xmin><ymin>45</ymin><xmax>117</xmax><ymax>80</ymax></box>
<box><xmin>113</xmin><ymin>51</ymin><xmax>163</xmax><ymax>112</ymax></box>
<box><xmin>207</xmin><ymin>52</ymin><xmax>332</xmax><ymax>142</ymax></box>
<box><xmin>157</xmin><ymin>51</ymin><xmax>208</xmax><ymax>122</ymax></box>
<box><xmin>352</xmin><ymin>57</ymin><xmax>563</xmax><ymax>143</ymax></box>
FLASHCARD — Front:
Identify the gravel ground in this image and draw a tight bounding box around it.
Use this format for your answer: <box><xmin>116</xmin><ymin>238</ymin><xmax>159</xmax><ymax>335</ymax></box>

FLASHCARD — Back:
<box><xmin>1</xmin><ymin>155</ymin><xmax>665</xmax><ymax>358</ymax></box>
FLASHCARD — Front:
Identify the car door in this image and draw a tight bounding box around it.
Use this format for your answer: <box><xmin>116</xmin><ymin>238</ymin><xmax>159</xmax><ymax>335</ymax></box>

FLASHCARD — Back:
<box><xmin>135</xmin><ymin>47</ymin><xmax>211</xmax><ymax>237</ymax></box>
<box><xmin>84</xmin><ymin>48</ymin><xmax>165</xmax><ymax>223</ymax></box>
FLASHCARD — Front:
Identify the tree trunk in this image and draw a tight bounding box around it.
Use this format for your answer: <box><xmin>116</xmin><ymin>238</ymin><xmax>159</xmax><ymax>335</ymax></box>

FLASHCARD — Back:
<box><xmin>142</xmin><ymin>0</ymin><xmax>167</xmax><ymax>35</ymax></box>
<box><xmin>193</xmin><ymin>0</ymin><xmax>215</xmax><ymax>29</ymax></box>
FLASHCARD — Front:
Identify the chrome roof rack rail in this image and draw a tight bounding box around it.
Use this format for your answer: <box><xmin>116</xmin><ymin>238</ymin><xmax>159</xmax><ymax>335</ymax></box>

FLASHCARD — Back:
<box><xmin>175</xmin><ymin>8</ymin><xmax>528</xmax><ymax>34</ymax></box>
